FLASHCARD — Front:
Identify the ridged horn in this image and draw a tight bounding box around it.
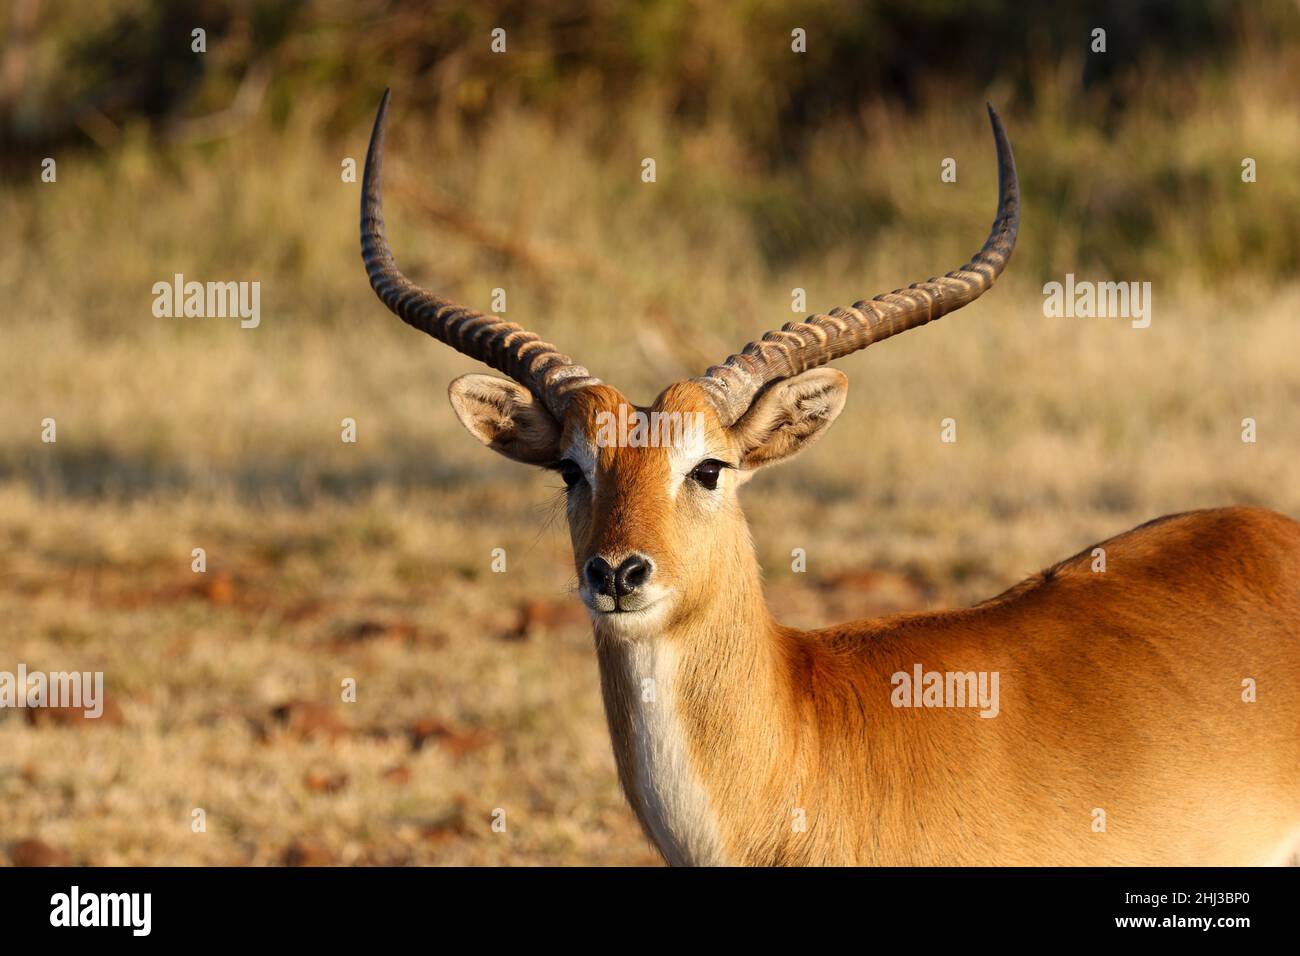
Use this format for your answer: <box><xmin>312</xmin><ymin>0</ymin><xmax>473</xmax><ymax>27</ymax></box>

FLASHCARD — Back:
<box><xmin>361</xmin><ymin>89</ymin><xmax>599</xmax><ymax>420</ymax></box>
<box><xmin>693</xmin><ymin>103</ymin><xmax>1020</xmax><ymax>426</ymax></box>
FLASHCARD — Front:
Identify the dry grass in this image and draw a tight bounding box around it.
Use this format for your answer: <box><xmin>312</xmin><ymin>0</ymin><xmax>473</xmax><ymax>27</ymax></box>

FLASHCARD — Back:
<box><xmin>2</xmin><ymin>53</ymin><xmax>1298</xmax><ymax>864</ymax></box>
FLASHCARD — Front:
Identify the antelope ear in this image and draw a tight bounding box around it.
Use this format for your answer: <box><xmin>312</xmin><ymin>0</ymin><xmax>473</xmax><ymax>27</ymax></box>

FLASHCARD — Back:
<box><xmin>448</xmin><ymin>374</ymin><xmax>563</xmax><ymax>465</ymax></box>
<box><xmin>730</xmin><ymin>368</ymin><xmax>848</xmax><ymax>469</ymax></box>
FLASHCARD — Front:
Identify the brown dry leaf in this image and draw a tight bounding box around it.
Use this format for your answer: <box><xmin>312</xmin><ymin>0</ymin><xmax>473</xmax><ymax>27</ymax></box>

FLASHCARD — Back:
<box><xmin>282</xmin><ymin>600</ymin><xmax>331</xmax><ymax>623</ymax></box>
<box><xmin>420</xmin><ymin>797</ymin><xmax>470</xmax><ymax>845</ymax></box>
<box><xmin>282</xmin><ymin>840</ymin><xmax>336</xmax><ymax>867</ymax></box>
<box><xmin>303</xmin><ymin>769</ymin><xmax>349</xmax><ymax>794</ymax></box>
<box><xmin>11</xmin><ymin>838</ymin><xmax>72</xmax><ymax>867</ymax></box>
<box><xmin>24</xmin><ymin>698</ymin><xmax>125</xmax><ymax>727</ymax></box>
<box><xmin>381</xmin><ymin>765</ymin><xmax>412</xmax><ymax>786</ymax></box>
<box><xmin>332</xmin><ymin>617</ymin><xmax>419</xmax><ymax>646</ymax></box>
<box><xmin>408</xmin><ymin>717</ymin><xmax>493</xmax><ymax>757</ymax></box>
<box><xmin>196</xmin><ymin>571</ymin><xmax>236</xmax><ymax>605</ymax></box>
<box><xmin>506</xmin><ymin>596</ymin><xmax>586</xmax><ymax>641</ymax></box>
<box><xmin>269</xmin><ymin>700</ymin><xmax>348</xmax><ymax>742</ymax></box>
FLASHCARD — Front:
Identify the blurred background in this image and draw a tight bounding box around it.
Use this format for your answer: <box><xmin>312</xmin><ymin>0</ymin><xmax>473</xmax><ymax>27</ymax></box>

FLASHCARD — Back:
<box><xmin>1</xmin><ymin>0</ymin><xmax>1297</xmax><ymax>865</ymax></box>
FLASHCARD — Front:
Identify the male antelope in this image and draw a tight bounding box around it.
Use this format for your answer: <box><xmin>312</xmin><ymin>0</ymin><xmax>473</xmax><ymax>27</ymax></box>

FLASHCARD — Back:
<box><xmin>361</xmin><ymin>92</ymin><xmax>1300</xmax><ymax>866</ymax></box>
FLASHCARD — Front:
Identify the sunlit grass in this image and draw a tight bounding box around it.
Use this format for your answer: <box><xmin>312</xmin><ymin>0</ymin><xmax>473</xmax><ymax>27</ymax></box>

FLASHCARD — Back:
<box><xmin>1</xmin><ymin>47</ymin><xmax>1297</xmax><ymax>864</ymax></box>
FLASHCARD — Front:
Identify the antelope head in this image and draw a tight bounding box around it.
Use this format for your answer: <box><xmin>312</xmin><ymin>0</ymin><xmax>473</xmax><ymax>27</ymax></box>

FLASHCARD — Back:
<box><xmin>361</xmin><ymin>91</ymin><xmax>1019</xmax><ymax>643</ymax></box>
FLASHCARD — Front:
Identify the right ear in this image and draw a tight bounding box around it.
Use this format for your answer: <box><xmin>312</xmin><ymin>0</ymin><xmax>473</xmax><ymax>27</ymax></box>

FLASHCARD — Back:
<box><xmin>448</xmin><ymin>374</ymin><xmax>563</xmax><ymax>465</ymax></box>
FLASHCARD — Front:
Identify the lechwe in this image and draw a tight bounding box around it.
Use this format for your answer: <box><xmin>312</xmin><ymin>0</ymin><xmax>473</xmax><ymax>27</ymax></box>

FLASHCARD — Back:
<box><xmin>360</xmin><ymin>91</ymin><xmax>1300</xmax><ymax>866</ymax></box>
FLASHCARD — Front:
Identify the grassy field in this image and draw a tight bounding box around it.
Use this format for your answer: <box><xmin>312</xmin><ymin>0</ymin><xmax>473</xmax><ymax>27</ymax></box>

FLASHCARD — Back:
<box><xmin>2</xmin><ymin>25</ymin><xmax>1298</xmax><ymax>864</ymax></box>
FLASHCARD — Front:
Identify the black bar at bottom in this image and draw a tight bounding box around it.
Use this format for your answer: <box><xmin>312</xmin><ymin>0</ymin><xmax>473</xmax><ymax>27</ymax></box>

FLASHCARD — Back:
<box><xmin>0</xmin><ymin>866</ymin><xmax>1287</xmax><ymax>941</ymax></box>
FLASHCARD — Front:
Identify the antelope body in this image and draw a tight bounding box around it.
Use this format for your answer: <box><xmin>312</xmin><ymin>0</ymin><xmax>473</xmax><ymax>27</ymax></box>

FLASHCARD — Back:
<box><xmin>360</xmin><ymin>92</ymin><xmax>1300</xmax><ymax>865</ymax></box>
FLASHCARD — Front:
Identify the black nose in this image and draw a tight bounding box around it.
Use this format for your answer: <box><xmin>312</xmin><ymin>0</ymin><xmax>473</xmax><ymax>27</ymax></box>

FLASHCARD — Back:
<box><xmin>584</xmin><ymin>556</ymin><xmax>616</xmax><ymax>596</ymax></box>
<box><xmin>585</xmin><ymin>554</ymin><xmax>654</xmax><ymax>598</ymax></box>
<box><xmin>615</xmin><ymin>555</ymin><xmax>653</xmax><ymax>596</ymax></box>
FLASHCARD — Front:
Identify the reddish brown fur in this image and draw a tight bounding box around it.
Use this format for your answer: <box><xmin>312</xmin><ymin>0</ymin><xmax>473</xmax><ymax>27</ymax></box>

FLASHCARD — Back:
<box><xmin>454</xmin><ymin>376</ymin><xmax>1300</xmax><ymax>865</ymax></box>
<box><xmin>382</xmin><ymin>89</ymin><xmax>1298</xmax><ymax>865</ymax></box>
<box><xmin>762</xmin><ymin>507</ymin><xmax>1300</xmax><ymax>864</ymax></box>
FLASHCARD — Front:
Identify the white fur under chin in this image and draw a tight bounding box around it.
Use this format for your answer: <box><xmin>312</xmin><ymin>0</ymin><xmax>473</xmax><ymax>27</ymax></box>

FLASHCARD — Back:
<box><xmin>587</xmin><ymin>596</ymin><xmax>671</xmax><ymax>641</ymax></box>
<box><xmin>598</xmin><ymin>632</ymin><xmax>731</xmax><ymax>866</ymax></box>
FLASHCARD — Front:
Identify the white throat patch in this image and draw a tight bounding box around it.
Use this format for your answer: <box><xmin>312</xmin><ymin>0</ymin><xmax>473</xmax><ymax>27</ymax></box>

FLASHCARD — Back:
<box><xmin>612</xmin><ymin>639</ymin><xmax>730</xmax><ymax>866</ymax></box>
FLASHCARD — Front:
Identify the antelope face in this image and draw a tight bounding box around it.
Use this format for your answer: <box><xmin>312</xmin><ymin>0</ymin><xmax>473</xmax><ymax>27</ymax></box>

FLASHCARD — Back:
<box><xmin>361</xmin><ymin>91</ymin><xmax>1017</xmax><ymax>640</ymax></box>
<box><xmin>447</xmin><ymin>369</ymin><xmax>850</xmax><ymax>641</ymax></box>
<box><xmin>553</xmin><ymin>382</ymin><xmax>728</xmax><ymax>635</ymax></box>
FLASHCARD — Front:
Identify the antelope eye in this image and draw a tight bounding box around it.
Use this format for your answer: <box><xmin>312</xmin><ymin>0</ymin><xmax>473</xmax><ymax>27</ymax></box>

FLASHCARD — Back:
<box><xmin>689</xmin><ymin>459</ymin><xmax>727</xmax><ymax>490</ymax></box>
<box><xmin>552</xmin><ymin>459</ymin><xmax>584</xmax><ymax>489</ymax></box>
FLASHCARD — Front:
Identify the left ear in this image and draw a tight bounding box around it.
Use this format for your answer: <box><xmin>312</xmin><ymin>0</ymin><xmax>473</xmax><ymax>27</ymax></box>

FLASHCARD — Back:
<box><xmin>730</xmin><ymin>368</ymin><xmax>848</xmax><ymax>470</ymax></box>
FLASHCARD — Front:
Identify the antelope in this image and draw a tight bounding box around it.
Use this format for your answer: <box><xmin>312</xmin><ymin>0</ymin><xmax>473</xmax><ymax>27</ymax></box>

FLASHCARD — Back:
<box><xmin>360</xmin><ymin>91</ymin><xmax>1300</xmax><ymax>866</ymax></box>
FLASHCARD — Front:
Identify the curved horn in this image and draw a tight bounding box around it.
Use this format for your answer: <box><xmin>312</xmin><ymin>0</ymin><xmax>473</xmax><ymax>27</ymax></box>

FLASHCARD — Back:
<box><xmin>693</xmin><ymin>103</ymin><xmax>1020</xmax><ymax>427</ymax></box>
<box><xmin>361</xmin><ymin>89</ymin><xmax>599</xmax><ymax>420</ymax></box>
